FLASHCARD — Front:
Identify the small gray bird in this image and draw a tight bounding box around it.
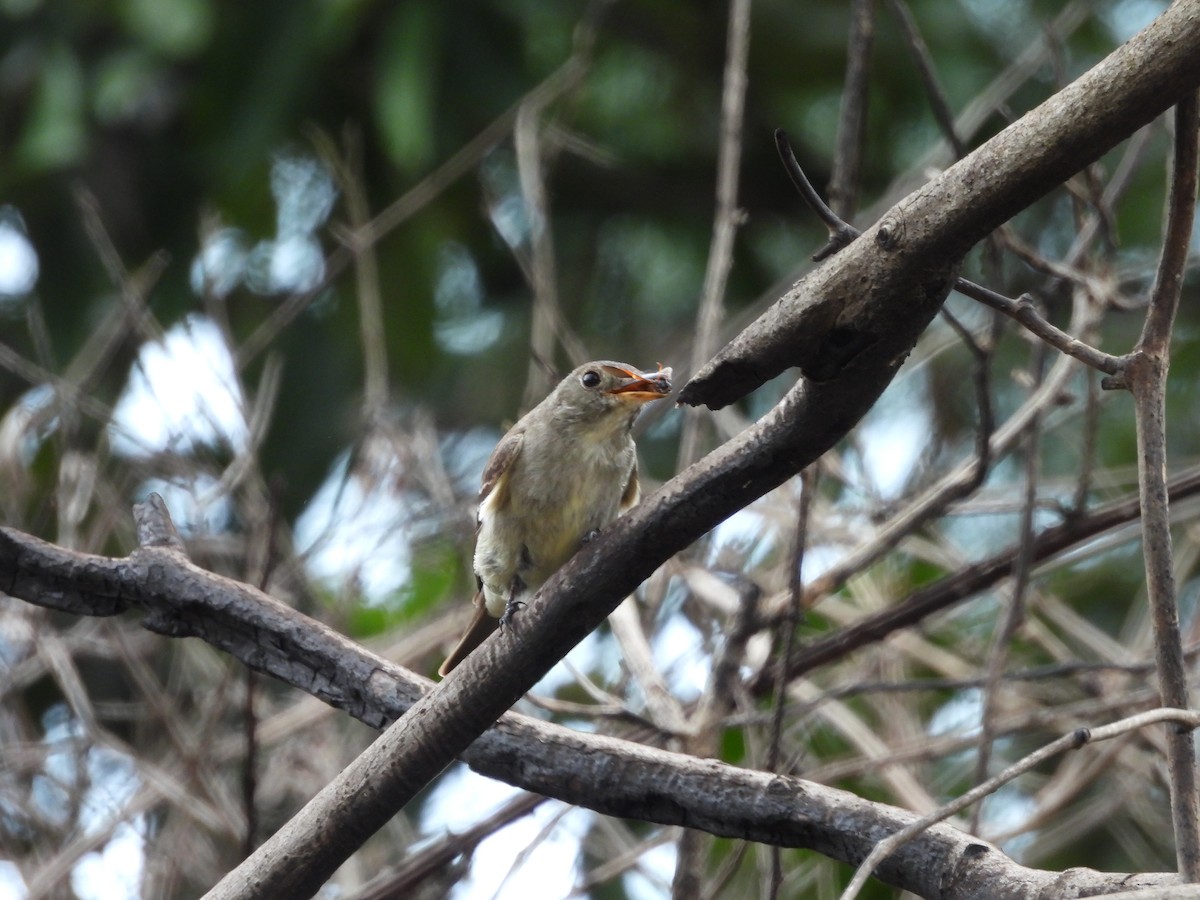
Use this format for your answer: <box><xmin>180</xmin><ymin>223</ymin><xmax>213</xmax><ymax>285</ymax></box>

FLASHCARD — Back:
<box><xmin>438</xmin><ymin>361</ymin><xmax>673</xmax><ymax>676</ymax></box>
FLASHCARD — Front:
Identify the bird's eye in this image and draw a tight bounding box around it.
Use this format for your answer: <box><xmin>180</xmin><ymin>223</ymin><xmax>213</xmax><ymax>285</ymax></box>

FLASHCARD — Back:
<box><xmin>581</xmin><ymin>370</ymin><xmax>601</xmax><ymax>388</ymax></box>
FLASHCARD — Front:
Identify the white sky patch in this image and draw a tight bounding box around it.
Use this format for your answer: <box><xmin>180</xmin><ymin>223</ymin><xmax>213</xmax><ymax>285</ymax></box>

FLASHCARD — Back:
<box><xmin>0</xmin><ymin>383</ymin><xmax>55</xmax><ymax>468</ymax></box>
<box><xmin>1101</xmin><ymin>0</ymin><xmax>1167</xmax><ymax>41</ymax></box>
<box><xmin>294</xmin><ymin>450</ymin><xmax>414</xmax><ymax>602</ymax></box>
<box><xmin>0</xmin><ymin>863</ymin><xmax>26</xmax><ymax>900</ymax></box>
<box><xmin>530</xmin><ymin>629</ymin><xmax>614</xmax><ymax>695</ymax></box>
<box><xmin>850</xmin><ymin>376</ymin><xmax>930</xmax><ymax>501</ymax></box>
<box><xmin>0</xmin><ymin>208</ymin><xmax>38</xmax><ymax>299</ymax></box>
<box><xmin>706</xmin><ymin>505</ymin><xmax>791</xmax><ymax>574</ymax></box>
<box><xmin>423</xmin><ymin>768</ymin><xmax>584</xmax><ymax>900</ymax></box>
<box><xmin>71</xmin><ymin>821</ymin><xmax>145</xmax><ymax>900</ymax></box>
<box><xmin>108</xmin><ymin>314</ymin><xmax>249</xmax><ymax>458</ymax></box>
<box><xmin>190</xmin><ymin>228</ymin><xmax>248</xmax><ymax>298</ymax></box>
<box><xmin>929</xmin><ymin>687</ymin><xmax>983</xmax><ymax>739</ymax></box>
<box><xmin>980</xmin><ymin>785</ymin><xmax>1038</xmax><ymax>859</ymax></box>
<box><xmin>480</xmin><ymin>150</ymin><xmax>531</xmax><ymax>251</ymax></box>
<box><xmin>259</xmin><ymin>232</ymin><xmax>325</xmax><ymax>294</ymax></box>
<box><xmin>30</xmin><ymin>706</ymin><xmax>146</xmax><ymax>900</ymax></box>
<box><xmin>487</xmin><ymin>192</ymin><xmax>531</xmax><ymax>250</ymax></box>
<box><xmin>651</xmin><ymin>613</ymin><xmax>707</xmax><ymax>703</ymax></box>
<box><xmin>138</xmin><ymin>474</ymin><xmax>234</xmax><ymax>535</ymax></box>
<box><xmin>799</xmin><ymin>542</ymin><xmax>846</xmax><ymax>586</ymax></box>
<box><xmin>80</xmin><ymin>747</ymin><xmax>140</xmax><ymax>832</ymax></box>
<box><xmin>190</xmin><ymin>154</ymin><xmax>335</xmax><ymax>298</ymax></box>
<box><xmin>245</xmin><ymin>154</ymin><xmax>335</xmax><ymax>294</ymax></box>
<box><xmin>624</xmin><ymin>840</ymin><xmax>676</xmax><ymax>899</ymax></box>
<box><xmin>433</xmin><ymin>242</ymin><xmax>503</xmax><ymax>356</ymax></box>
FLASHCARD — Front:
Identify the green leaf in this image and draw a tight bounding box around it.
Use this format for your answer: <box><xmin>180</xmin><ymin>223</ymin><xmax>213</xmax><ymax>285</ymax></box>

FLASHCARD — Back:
<box><xmin>373</xmin><ymin>2</ymin><xmax>439</xmax><ymax>174</ymax></box>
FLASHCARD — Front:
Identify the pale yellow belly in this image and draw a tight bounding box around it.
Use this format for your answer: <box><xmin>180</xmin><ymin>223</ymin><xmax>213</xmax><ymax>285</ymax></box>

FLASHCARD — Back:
<box><xmin>473</xmin><ymin>435</ymin><xmax>632</xmax><ymax>617</ymax></box>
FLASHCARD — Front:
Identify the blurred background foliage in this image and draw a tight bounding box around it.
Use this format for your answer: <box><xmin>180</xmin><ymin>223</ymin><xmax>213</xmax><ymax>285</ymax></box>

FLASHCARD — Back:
<box><xmin>2</xmin><ymin>0</ymin><xmax>1199</xmax><ymax>897</ymax></box>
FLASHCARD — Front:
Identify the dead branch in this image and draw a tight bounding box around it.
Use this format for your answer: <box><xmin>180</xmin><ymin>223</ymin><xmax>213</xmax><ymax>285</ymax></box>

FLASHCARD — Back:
<box><xmin>0</xmin><ymin>500</ymin><xmax>1188</xmax><ymax>900</ymax></box>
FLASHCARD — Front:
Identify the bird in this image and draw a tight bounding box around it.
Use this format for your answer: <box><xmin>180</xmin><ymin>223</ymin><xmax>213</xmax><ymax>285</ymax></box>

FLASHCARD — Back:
<box><xmin>438</xmin><ymin>360</ymin><xmax>673</xmax><ymax>676</ymax></box>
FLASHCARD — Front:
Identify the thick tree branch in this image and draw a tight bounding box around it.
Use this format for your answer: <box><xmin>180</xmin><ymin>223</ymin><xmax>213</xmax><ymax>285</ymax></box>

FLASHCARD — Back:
<box><xmin>0</xmin><ymin>504</ymin><xmax>1189</xmax><ymax>900</ymax></box>
<box><xmin>682</xmin><ymin>2</ymin><xmax>1200</xmax><ymax>409</ymax></box>
<box><xmin>777</xmin><ymin>130</ymin><xmax>1126</xmax><ymax>376</ymax></box>
<box><xmin>4</xmin><ymin>8</ymin><xmax>1198</xmax><ymax>897</ymax></box>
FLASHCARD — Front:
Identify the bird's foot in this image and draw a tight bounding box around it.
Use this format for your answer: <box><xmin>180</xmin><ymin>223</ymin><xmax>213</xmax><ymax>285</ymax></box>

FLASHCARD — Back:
<box><xmin>581</xmin><ymin>528</ymin><xmax>601</xmax><ymax>544</ymax></box>
<box><xmin>499</xmin><ymin>598</ymin><xmax>526</xmax><ymax>630</ymax></box>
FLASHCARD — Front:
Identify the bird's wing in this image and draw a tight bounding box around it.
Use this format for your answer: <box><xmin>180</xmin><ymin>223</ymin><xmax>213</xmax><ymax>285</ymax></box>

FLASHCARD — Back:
<box><xmin>477</xmin><ymin>427</ymin><xmax>525</xmax><ymax>520</ymax></box>
<box><xmin>619</xmin><ymin>457</ymin><xmax>641</xmax><ymax>512</ymax></box>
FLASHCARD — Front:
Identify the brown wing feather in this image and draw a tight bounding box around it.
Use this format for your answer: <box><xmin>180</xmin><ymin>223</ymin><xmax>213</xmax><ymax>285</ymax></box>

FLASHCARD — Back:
<box><xmin>438</xmin><ymin>428</ymin><xmax>526</xmax><ymax>677</ymax></box>
<box><xmin>477</xmin><ymin>427</ymin><xmax>525</xmax><ymax>519</ymax></box>
<box><xmin>619</xmin><ymin>458</ymin><xmax>641</xmax><ymax>512</ymax></box>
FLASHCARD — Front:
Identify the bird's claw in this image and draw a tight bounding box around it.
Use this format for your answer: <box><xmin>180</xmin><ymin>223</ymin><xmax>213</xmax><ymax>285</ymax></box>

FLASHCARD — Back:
<box><xmin>499</xmin><ymin>598</ymin><xmax>526</xmax><ymax>630</ymax></box>
<box><xmin>581</xmin><ymin>528</ymin><xmax>601</xmax><ymax>544</ymax></box>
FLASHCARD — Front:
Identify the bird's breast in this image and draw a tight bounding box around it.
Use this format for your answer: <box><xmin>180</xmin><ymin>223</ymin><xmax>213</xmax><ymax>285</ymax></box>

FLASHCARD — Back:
<box><xmin>473</xmin><ymin>428</ymin><xmax>634</xmax><ymax>612</ymax></box>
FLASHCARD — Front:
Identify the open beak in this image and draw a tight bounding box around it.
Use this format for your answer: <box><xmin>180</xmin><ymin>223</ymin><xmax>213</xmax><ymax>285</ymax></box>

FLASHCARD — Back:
<box><xmin>606</xmin><ymin>364</ymin><xmax>673</xmax><ymax>402</ymax></box>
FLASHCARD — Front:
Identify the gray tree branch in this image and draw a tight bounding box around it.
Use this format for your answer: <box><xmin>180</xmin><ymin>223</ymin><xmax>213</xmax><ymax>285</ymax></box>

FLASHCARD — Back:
<box><xmin>680</xmin><ymin>1</ymin><xmax>1200</xmax><ymax>409</ymax></box>
<box><xmin>1123</xmin><ymin>86</ymin><xmax>1200</xmax><ymax>880</ymax></box>
<box><xmin>0</xmin><ymin>501</ymin><xmax>1188</xmax><ymax>899</ymax></box>
<box><xmin>3</xmin><ymin>5</ymin><xmax>1199</xmax><ymax>898</ymax></box>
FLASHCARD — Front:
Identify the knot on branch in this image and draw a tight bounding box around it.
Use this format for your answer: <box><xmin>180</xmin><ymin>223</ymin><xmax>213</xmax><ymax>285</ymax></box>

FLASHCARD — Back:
<box><xmin>875</xmin><ymin>220</ymin><xmax>903</xmax><ymax>251</ymax></box>
<box><xmin>133</xmin><ymin>493</ymin><xmax>188</xmax><ymax>555</ymax></box>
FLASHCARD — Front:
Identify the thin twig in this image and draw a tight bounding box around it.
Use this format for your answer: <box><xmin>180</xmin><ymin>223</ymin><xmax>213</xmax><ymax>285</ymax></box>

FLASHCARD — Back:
<box><xmin>827</xmin><ymin>0</ymin><xmax>876</xmax><ymax>219</ymax></box>
<box><xmin>509</xmin><ymin>8</ymin><xmax>608</xmax><ymax>406</ymax></box>
<box><xmin>678</xmin><ymin>0</ymin><xmax>752</xmax><ymax>469</ymax></box>
<box><xmin>768</xmin><ymin>464</ymin><xmax>817</xmax><ymax>900</ymax></box>
<box><xmin>1125</xmin><ymin>88</ymin><xmax>1200</xmax><ymax>882</ymax></box>
<box><xmin>323</xmin><ymin>127</ymin><xmax>390</xmax><ymax>421</ymax></box>
<box><xmin>939</xmin><ymin>306</ymin><xmax>994</xmax><ymax>480</ymax></box>
<box><xmin>775</xmin><ymin>130</ymin><xmax>857</xmax><ymax>260</ymax></box>
<box><xmin>759</xmin><ymin>462</ymin><xmax>1200</xmax><ymax>688</ymax></box>
<box><xmin>346</xmin><ymin>793</ymin><xmax>546</xmax><ymax>900</ymax></box>
<box><xmin>792</xmin><ymin>643</ymin><xmax>1200</xmax><ymax>702</ymax></box>
<box><xmin>236</xmin><ymin>6</ymin><xmax>610</xmax><ymax>372</ymax></box>
<box><xmin>514</xmin><ymin>100</ymin><xmax>563</xmax><ymax>410</ymax></box>
<box><xmin>1071</xmin><ymin>368</ymin><xmax>1101</xmax><ymax>513</ymax></box>
<box><xmin>884</xmin><ymin>0</ymin><xmax>965</xmax><ymax>158</ymax></box>
<box><xmin>839</xmin><ymin>708</ymin><xmax>1200</xmax><ymax>900</ymax></box>
<box><xmin>774</xmin><ymin>131</ymin><xmax>1126</xmax><ymax>375</ymax></box>
<box><xmin>74</xmin><ymin>188</ymin><xmax>164</xmax><ymax>346</ymax></box>
<box><xmin>970</xmin><ymin>341</ymin><xmax>1044</xmax><ymax>832</ymax></box>
<box><xmin>672</xmin><ymin>574</ymin><xmax>759</xmax><ymax>898</ymax></box>
<box><xmin>673</xmin><ymin>7</ymin><xmax>755</xmax><ymax>882</ymax></box>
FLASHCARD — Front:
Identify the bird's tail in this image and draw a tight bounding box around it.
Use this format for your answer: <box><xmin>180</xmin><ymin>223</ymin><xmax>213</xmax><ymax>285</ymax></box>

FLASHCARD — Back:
<box><xmin>438</xmin><ymin>593</ymin><xmax>499</xmax><ymax>676</ymax></box>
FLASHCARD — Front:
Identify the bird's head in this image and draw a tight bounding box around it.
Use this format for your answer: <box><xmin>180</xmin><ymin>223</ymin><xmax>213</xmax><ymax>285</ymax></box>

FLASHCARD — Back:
<box><xmin>552</xmin><ymin>361</ymin><xmax>673</xmax><ymax>429</ymax></box>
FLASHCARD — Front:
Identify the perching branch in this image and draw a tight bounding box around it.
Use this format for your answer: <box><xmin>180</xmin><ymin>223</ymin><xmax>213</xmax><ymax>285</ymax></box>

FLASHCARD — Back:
<box><xmin>4</xmin><ymin>8</ymin><xmax>1199</xmax><ymax>898</ymax></box>
<box><xmin>206</xmin><ymin>9</ymin><xmax>1200</xmax><ymax>894</ymax></box>
<box><xmin>0</xmin><ymin>500</ymin><xmax>1191</xmax><ymax>900</ymax></box>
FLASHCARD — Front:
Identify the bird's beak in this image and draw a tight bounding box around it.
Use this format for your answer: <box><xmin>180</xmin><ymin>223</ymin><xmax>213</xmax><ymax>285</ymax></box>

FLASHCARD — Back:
<box><xmin>606</xmin><ymin>364</ymin><xmax>673</xmax><ymax>402</ymax></box>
